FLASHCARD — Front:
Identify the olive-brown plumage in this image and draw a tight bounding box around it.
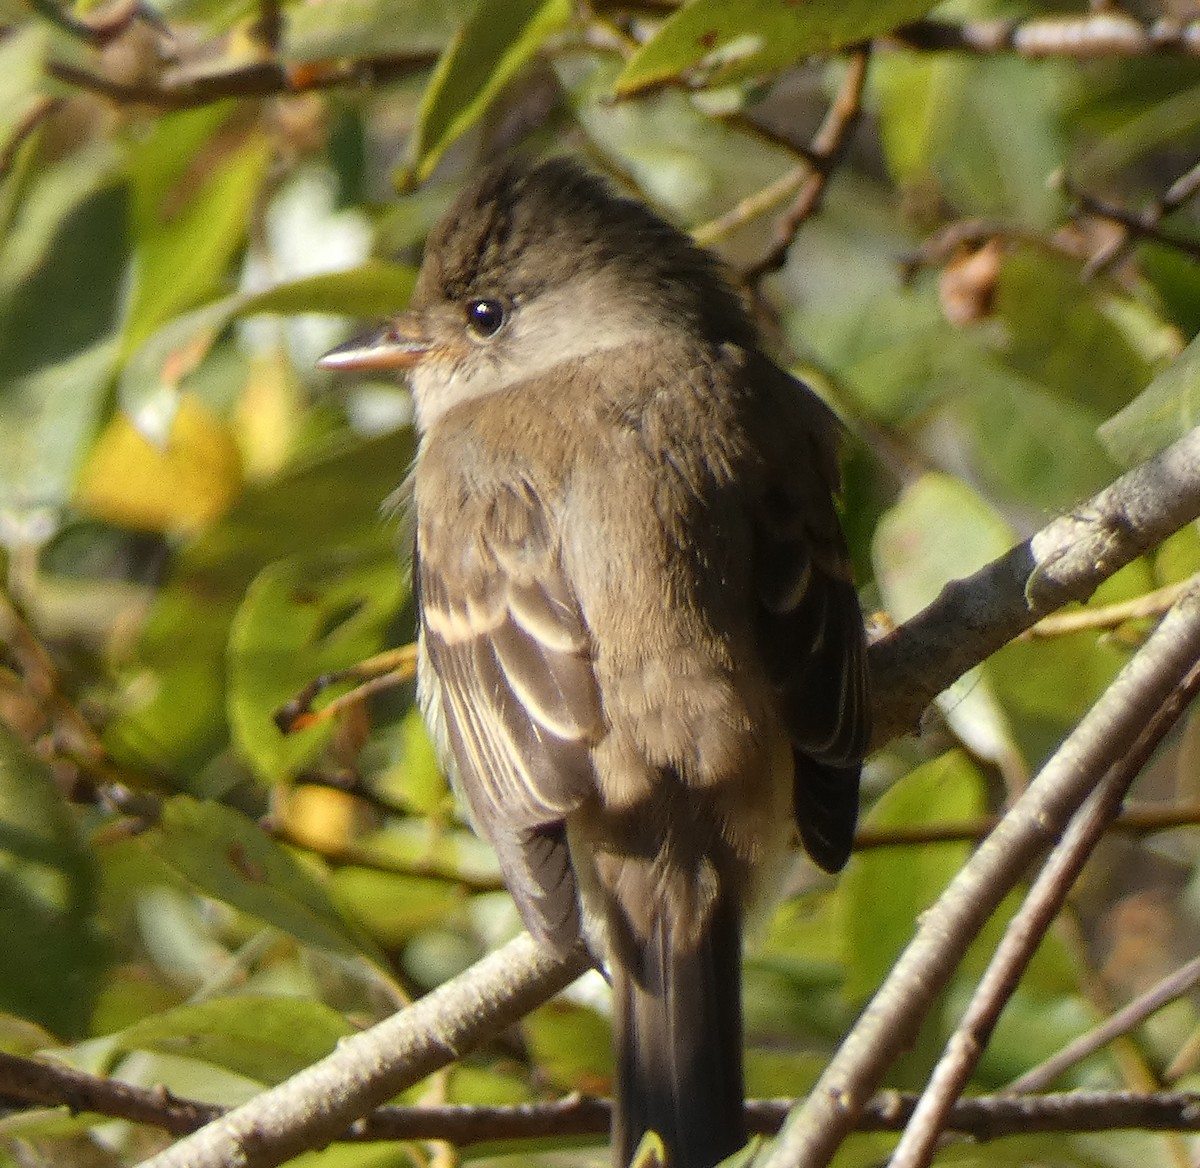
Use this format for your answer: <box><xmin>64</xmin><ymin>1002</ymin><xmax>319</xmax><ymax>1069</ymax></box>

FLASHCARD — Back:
<box><xmin>320</xmin><ymin>158</ymin><xmax>870</xmax><ymax>1168</ymax></box>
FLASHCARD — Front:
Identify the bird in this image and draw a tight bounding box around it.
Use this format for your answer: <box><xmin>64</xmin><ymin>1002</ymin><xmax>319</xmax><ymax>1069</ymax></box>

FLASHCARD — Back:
<box><xmin>319</xmin><ymin>157</ymin><xmax>870</xmax><ymax>1168</ymax></box>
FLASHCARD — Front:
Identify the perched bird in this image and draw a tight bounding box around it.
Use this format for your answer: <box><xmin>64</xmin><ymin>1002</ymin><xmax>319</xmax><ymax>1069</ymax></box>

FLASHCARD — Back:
<box><xmin>320</xmin><ymin>158</ymin><xmax>870</xmax><ymax>1168</ymax></box>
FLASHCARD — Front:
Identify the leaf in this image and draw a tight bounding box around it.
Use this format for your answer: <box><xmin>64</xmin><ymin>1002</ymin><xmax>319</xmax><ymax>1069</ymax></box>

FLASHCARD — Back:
<box><xmin>117</xmin><ymin>262</ymin><xmax>417</xmax><ymax>428</ymax></box>
<box><xmin>842</xmin><ymin>751</ymin><xmax>986</xmax><ymax>1001</ymax></box>
<box><xmin>328</xmin><ymin>867</ymin><xmax>465</xmax><ymax>947</ymax></box>
<box><xmin>228</xmin><ymin>551</ymin><xmax>404</xmax><ymax>782</ymax></box>
<box><xmin>615</xmin><ymin>0</ymin><xmax>936</xmax><ymax>95</ymax></box>
<box><xmin>114</xmin><ymin>996</ymin><xmax>353</xmax><ymax>1083</ymax></box>
<box><xmin>124</xmin><ymin>111</ymin><xmax>272</xmax><ymax>356</ymax></box>
<box><xmin>150</xmin><ymin>795</ymin><xmax>387</xmax><ymax>967</ymax></box>
<box><xmin>74</xmin><ymin>392</ymin><xmax>244</xmax><ymax>533</ymax></box>
<box><xmin>283</xmin><ymin>0</ymin><xmax>469</xmax><ymax>64</ymax></box>
<box><xmin>0</xmin><ymin>728</ymin><xmax>107</xmax><ymax>1038</ymax></box>
<box><xmin>523</xmin><ymin>998</ymin><xmax>613</xmax><ymax>1092</ymax></box>
<box><xmin>1098</xmin><ymin>329</ymin><xmax>1200</xmax><ymax>467</ymax></box>
<box><xmin>0</xmin><ymin>338</ymin><xmax>119</xmax><ymax>524</ymax></box>
<box><xmin>407</xmin><ymin>0</ymin><xmax>571</xmax><ymax>184</ymax></box>
<box><xmin>873</xmin><ymin>472</ymin><xmax>1015</xmax><ymax>622</ymax></box>
<box><xmin>874</xmin><ymin>53</ymin><xmax>1066</xmax><ymax>224</ymax></box>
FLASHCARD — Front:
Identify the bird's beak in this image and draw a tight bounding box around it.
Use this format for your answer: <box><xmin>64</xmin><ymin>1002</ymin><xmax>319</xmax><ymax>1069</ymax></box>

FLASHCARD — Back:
<box><xmin>317</xmin><ymin>317</ymin><xmax>431</xmax><ymax>372</ymax></box>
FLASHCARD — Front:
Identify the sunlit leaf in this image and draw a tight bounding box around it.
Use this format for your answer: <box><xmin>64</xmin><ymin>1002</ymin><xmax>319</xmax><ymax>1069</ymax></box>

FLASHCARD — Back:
<box><xmin>228</xmin><ymin>551</ymin><xmax>404</xmax><ymax>782</ymax></box>
<box><xmin>150</xmin><ymin>795</ymin><xmax>387</xmax><ymax>967</ymax></box>
<box><xmin>124</xmin><ymin>109</ymin><xmax>272</xmax><ymax>355</ymax></box>
<box><xmin>1099</xmin><ymin>330</ymin><xmax>1200</xmax><ymax>467</ymax></box>
<box><xmin>407</xmin><ymin>0</ymin><xmax>571</xmax><ymax>184</ymax></box>
<box><xmin>843</xmin><ymin>751</ymin><xmax>986</xmax><ymax>1000</ymax></box>
<box><xmin>118</xmin><ymin>262</ymin><xmax>417</xmax><ymax>424</ymax></box>
<box><xmin>114</xmin><ymin>995</ymin><xmax>353</xmax><ymax>1083</ymax></box>
<box><xmin>75</xmin><ymin>392</ymin><xmax>244</xmax><ymax>533</ymax></box>
<box><xmin>615</xmin><ymin>0</ymin><xmax>936</xmax><ymax>94</ymax></box>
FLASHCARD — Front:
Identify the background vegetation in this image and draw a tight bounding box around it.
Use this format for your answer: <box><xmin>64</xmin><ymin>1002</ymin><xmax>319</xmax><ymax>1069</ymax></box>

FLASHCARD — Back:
<box><xmin>2</xmin><ymin>0</ymin><xmax>1200</xmax><ymax>1165</ymax></box>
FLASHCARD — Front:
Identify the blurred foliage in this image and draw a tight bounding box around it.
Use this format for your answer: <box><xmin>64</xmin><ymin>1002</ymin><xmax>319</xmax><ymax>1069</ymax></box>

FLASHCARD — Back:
<box><xmin>0</xmin><ymin>0</ymin><xmax>1199</xmax><ymax>1164</ymax></box>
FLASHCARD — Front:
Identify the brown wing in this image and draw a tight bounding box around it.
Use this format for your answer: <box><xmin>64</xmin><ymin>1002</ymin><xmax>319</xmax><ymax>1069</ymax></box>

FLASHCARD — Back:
<box><xmin>416</xmin><ymin>483</ymin><xmax>604</xmax><ymax>951</ymax></box>
<box><xmin>753</xmin><ymin>370</ymin><xmax>870</xmax><ymax>873</ymax></box>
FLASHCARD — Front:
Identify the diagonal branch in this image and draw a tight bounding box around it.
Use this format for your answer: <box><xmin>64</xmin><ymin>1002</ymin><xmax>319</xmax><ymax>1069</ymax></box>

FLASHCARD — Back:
<box><xmin>888</xmin><ymin>650</ymin><xmax>1200</xmax><ymax>1168</ymax></box>
<box><xmin>761</xmin><ymin>581</ymin><xmax>1200</xmax><ymax>1168</ymax></box>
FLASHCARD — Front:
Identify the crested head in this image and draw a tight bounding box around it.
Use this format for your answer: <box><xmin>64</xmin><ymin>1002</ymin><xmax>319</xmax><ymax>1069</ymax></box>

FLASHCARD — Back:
<box><xmin>320</xmin><ymin>158</ymin><xmax>760</xmax><ymax>432</ymax></box>
<box><xmin>415</xmin><ymin>157</ymin><xmax>756</xmax><ymax>349</ymax></box>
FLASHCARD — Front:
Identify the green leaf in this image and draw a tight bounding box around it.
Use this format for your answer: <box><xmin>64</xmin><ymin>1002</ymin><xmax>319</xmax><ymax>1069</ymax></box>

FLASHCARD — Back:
<box><xmin>150</xmin><ymin>795</ymin><xmax>387</xmax><ymax>966</ymax></box>
<box><xmin>873</xmin><ymin>472</ymin><xmax>1014</xmax><ymax>622</ymax></box>
<box><xmin>228</xmin><ymin>551</ymin><xmax>405</xmax><ymax>783</ymax></box>
<box><xmin>0</xmin><ymin>338</ymin><xmax>119</xmax><ymax>521</ymax></box>
<box><xmin>118</xmin><ymin>262</ymin><xmax>416</xmax><ymax>427</ymax></box>
<box><xmin>283</xmin><ymin>0</ymin><xmax>468</xmax><ymax>64</ymax></box>
<box><xmin>328</xmin><ymin>867</ymin><xmax>465</xmax><ymax>947</ymax></box>
<box><xmin>1098</xmin><ymin>330</ymin><xmax>1200</xmax><ymax>467</ymax></box>
<box><xmin>124</xmin><ymin>111</ymin><xmax>272</xmax><ymax>355</ymax></box>
<box><xmin>114</xmin><ymin>995</ymin><xmax>353</xmax><ymax>1083</ymax></box>
<box><xmin>0</xmin><ymin>727</ymin><xmax>107</xmax><ymax>1038</ymax></box>
<box><xmin>842</xmin><ymin>751</ymin><xmax>985</xmax><ymax>1001</ymax></box>
<box><xmin>407</xmin><ymin>0</ymin><xmax>571</xmax><ymax>184</ymax></box>
<box><xmin>874</xmin><ymin>53</ymin><xmax>1066</xmax><ymax>224</ymax></box>
<box><xmin>615</xmin><ymin>0</ymin><xmax>936</xmax><ymax>95</ymax></box>
<box><xmin>523</xmin><ymin>998</ymin><xmax>614</xmax><ymax>1092</ymax></box>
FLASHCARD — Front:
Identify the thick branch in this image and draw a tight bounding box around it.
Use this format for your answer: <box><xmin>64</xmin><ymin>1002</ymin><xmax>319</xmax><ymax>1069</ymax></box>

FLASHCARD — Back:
<box><xmin>870</xmin><ymin>424</ymin><xmax>1200</xmax><ymax>746</ymax></box>
<box><xmin>135</xmin><ymin>935</ymin><xmax>590</xmax><ymax>1168</ymax></box>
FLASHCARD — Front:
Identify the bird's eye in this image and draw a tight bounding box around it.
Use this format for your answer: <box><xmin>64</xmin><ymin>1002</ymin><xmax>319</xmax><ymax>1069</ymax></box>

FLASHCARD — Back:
<box><xmin>465</xmin><ymin>298</ymin><xmax>507</xmax><ymax>340</ymax></box>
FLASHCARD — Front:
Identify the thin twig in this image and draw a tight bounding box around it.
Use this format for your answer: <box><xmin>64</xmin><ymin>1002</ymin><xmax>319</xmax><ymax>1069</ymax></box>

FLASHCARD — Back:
<box><xmin>854</xmin><ymin>800</ymin><xmax>1200</xmax><ymax>850</ymax></box>
<box><xmin>47</xmin><ymin>51</ymin><xmax>437</xmax><ymax>110</ymax></box>
<box><xmin>1007</xmin><ymin>953</ymin><xmax>1200</xmax><ymax>1095</ymax></box>
<box><xmin>888</xmin><ymin>647</ymin><xmax>1200</xmax><ymax>1168</ymax></box>
<box><xmin>894</xmin><ymin>14</ymin><xmax>1200</xmax><ymax>58</ymax></box>
<box><xmin>741</xmin><ymin>48</ymin><xmax>870</xmax><ymax>283</ymax></box>
<box><xmin>1027</xmin><ymin>579</ymin><xmax>1194</xmax><ymax>637</ymax></box>
<box><xmin>761</xmin><ymin>584</ymin><xmax>1200</xmax><ymax>1168</ymax></box>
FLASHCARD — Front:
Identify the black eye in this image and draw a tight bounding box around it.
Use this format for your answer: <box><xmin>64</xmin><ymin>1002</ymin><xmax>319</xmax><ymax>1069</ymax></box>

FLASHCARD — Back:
<box><xmin>466</xmin><ymin>298</ymin><xmax>507</xmax><ymax>339</ymax></box>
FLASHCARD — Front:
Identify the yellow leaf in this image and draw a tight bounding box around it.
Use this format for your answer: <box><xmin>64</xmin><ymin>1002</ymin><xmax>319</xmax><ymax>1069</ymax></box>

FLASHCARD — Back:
<box><xmin>76</xmin><ymin>394</ymin><xmax>243</xmax><ymax>533</ymax></box>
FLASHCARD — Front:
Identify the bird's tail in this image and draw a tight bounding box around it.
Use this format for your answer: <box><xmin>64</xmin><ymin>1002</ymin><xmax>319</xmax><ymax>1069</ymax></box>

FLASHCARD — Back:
<box><xmin>611</xmin><ymin>893</ymin><xmax>745</xmax><ymax>1168</ymax></box>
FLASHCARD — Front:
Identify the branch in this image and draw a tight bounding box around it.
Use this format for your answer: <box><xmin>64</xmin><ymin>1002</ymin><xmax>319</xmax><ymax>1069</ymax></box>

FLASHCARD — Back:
<box><xmin>47</xmin><ymin>51</ymin><xmax>437</xmax><ymax>110</ymax></box>
<box><xmin>894</xmin><ymin>14</ymin><xmax>1200</xmax><ymax>59</ymax></box>
<box><xmin>135</xmin><ymin>934</ymin><xmax>590</xmax><ymax>1168</ymax></box>
<box><xmin>1060</xmin><ymin>166</ymin><xmax>1200</xmax><ymax>275</ymax></box>
<box><xmin>737</xmin><ymin>48</ymin><xmax>870</xmax><ymax>283</ymax></box>
<box><xmin>870</xmin><ymin>424</ymin><xmax>1200</xmax><ymax>746</ymax></box>
<box><xmin>854</xmin><ymin>799</ymin><xmax>1200</xmax><ymax>850</ymax></box>
<box><xmin>12</xmin><ymin>1048</ymin><xmax>1200</xmax><ymax>1144</ymax></box>
<box><xmin>761</xmin><ymin>581</ymin><xmax>1200</xmax><ymax>1168</ymax></box>
<box><xmin>1007</xmin><ymin>953</ymin><xmax>1200</xmax><ymax>1095</ymax></box>
<box><xmin>888</xmin><ymin>647</ymin><xmax>1200</xmax><ymax>1168</ymax></box>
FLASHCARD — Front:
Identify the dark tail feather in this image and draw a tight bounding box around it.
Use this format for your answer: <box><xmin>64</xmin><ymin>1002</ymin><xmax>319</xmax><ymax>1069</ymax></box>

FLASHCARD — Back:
<box><xmin>612</xmin><ymin>895</ymin><xmax>745</xmax><ymax>1168</ymax></box>
<box><xmin>793</xmin><ymin>753</ymin><xmax>860</xmax><ymax>874</ymax></box>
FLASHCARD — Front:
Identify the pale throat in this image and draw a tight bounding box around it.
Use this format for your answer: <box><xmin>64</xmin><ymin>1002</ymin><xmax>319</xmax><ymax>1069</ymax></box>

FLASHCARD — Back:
<box><xmin>408</xmin><ymin>276</ymin><xmax>668</xmax><ymax>432</ymax></box>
